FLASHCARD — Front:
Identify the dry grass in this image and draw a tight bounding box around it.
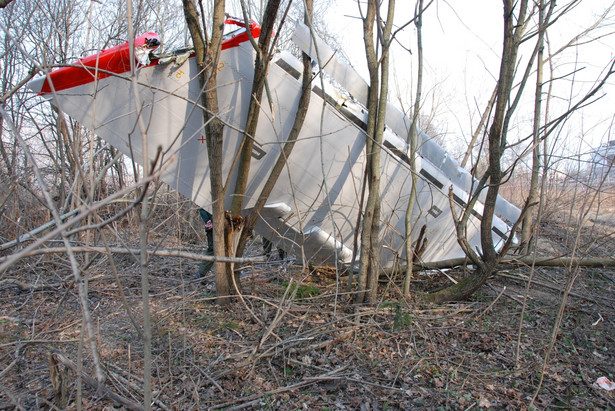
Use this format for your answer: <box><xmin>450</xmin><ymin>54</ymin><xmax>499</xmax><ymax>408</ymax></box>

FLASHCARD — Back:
<box><xmin>1</xmin><ymin>192</ymin><xmax>615</xmax><ymax>409</ymax></box>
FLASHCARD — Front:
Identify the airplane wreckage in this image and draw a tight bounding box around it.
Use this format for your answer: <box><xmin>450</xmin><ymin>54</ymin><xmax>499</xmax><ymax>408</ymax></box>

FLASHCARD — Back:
<box><xmin>29</xmin><ymin>17</ymin><xmax>520</xmax><ymax>268</ymax></box>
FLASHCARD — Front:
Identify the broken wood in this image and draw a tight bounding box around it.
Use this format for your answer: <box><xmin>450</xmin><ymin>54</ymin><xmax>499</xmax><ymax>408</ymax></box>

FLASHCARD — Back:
<box><xmin>0</xmin><ymin>279</ymin><xmax>60</xmax><ymax>292</ymax></box>
<box><xmin>0</xmin><ymin>246</ymin><xmax>265</xmax><ymax>264</ymax></box>
<box><xmin>388</xmin><ymin>255</ymin><xmax>615</xmax><ymax>273</ymax></box>
<box><xmin>48</xmin><ymin>353</ymin><xmax>69</xmax><ymax>409</ymax></box>
<box><xmin>50</xmin><ymin>351</ymin><xmax>143</xmax><ymax>411</ymax></box>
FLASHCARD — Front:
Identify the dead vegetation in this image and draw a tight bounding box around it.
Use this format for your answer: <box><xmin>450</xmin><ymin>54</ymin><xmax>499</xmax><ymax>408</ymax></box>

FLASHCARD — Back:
<box><xmin>1</xmin><ymin>198</ymin><xmax>614</xmax><ymax>410</ymax></box>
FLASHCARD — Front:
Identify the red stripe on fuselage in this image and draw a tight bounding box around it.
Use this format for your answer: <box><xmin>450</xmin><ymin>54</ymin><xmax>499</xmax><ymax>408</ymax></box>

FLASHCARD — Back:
<box><xmin>39</xmin><ymin>33</ymin><xmax>160</xmax><ymax>94</ymax></box>
<box><xmin>221</xmin><ymin>25</ymin><xmax>261</xmax><ymax>50</ymax></box>
<box><xmin>39</xmin><ymin>23</ymin><xmax>260</xmax><ymax>94</ymax></box>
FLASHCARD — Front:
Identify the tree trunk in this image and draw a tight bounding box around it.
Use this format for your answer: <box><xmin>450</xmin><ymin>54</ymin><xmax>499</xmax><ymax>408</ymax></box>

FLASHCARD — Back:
<box><xmin>423</xmin><ymin>263</ymin><xmax>496</xmax><ymax>303</ymax></box>
<box><xmin>182</xmin><ymin>0</ymin><xmax>230</xmax><ymax>303</ymax></box>
<box><xmin>355</xmin><ymin>0</ymin><xmax>379</xmax><ymax>304</ymax></box>
<box><xmin>520</xmin><ymin>0</ymin><xmax>547</xmax><ymax>254</ymax></box>
<box><xmin>403</xmin><ymin>0</ymin><xmax>424</xmax><ymax>297</ymax></box>
<box><xmin>356</xmin><ymin>0</ymin><xmax>395</xmax><ymax>304</ymax></box>
<box><xmin>424</xmin><ymin>0</ymin><xmax>529</xmax><ymax>302</ymax></box>
<box><xmin>235</xmin><ymin>0</ymin><xmax>314</xmax><ymax>259</ymax></box>
<box><xmin>230</xmin><ymin>0</ymin><xmax>282</xmax><ymax>215</ymax></box>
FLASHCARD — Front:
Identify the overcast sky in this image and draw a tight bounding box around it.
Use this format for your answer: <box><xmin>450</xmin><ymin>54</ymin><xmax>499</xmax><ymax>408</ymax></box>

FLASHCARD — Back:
<box><xmin>324</xmin><ymin>0</ymin><xmax>615</xmax><ymax>159</ymax></box>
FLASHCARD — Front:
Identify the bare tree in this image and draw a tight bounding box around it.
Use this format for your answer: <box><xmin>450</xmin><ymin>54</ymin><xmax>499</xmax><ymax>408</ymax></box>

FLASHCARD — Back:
<box><xmin>224</xmin><ymin>0</ymin><xmax>285</xmax><ymax>289</ymax></box>
<box><xmin>234</xmin><ymin>0</ymin><xmax>314</xmax><ymax>262</ymax></box>
<box><xmin>353</xmin><ymin>0</ymin><xmax>396</xmax><ymax>304</ymax></box>
<box><xmin>230</xmin><ymin>0</ymin><xmax>283</xmax><ymax>218</ymax></box>
<box><xmin>519</xmin><ymin>0</ymin><xmax>614</xmax><ymax>252</ymax></box>
<box><xmin>422</xmin><ymin>0</ymin><xmax>615</xmax><ymax>302</ymax></box>
<box><xmin>402</xmin><ymin>0</ymin><xmax>425</xmax><ymax>297</ymax></box>
<box><xmin>182</xmin><ymin>0</ymin><xmax>230</xmax><ymax>303</ymax></box>
<box><xmin>518</xmin><ymin>0</ymin><xmax>553</xmax><ymax>254</ymax></box>
<box><xmin>425</xmin><ymin>0</ymin><xmax>531</xmax><ymax>303</ymax></box>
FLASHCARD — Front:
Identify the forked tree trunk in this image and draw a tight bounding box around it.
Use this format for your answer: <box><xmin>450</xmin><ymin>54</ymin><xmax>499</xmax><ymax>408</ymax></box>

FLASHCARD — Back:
<box><xmin>355</xmin><ymin>1</ymin><xmax>379</xmax><ymax>304</ymax></box>
<box><xmin>183</xmin><ymin>0</ymin><xmax>230</xmax><ymax>303</ymax></box>
<box><xmin>424</xmin><ymin>0</ymin><xmax>529</xmax><ymax>303</ymax></box>
<box><xmin>356</xmin><ymin>0</ymin><xmax>395</xmax><ymax>304</ymax></box>
<box><xmin>235</xmin><ymin>0</ymin><xmax>314</xmax><ymax>259</ymax></box>
<box><xmin>230</xmin><ymin>0</ymin><xmax>282</xmax><ymax>215</ymax></box>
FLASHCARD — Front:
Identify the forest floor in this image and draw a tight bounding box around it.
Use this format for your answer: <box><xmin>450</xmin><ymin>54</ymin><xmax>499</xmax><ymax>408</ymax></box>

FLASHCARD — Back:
<box><xmin>1</xmin><ymin>209</ymin><xmax>615</xmax><ymax>410</ymax></box>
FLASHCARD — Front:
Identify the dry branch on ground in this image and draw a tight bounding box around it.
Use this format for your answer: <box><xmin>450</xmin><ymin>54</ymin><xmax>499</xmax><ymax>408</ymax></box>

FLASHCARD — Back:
<box><xmin>1</xmin><ymin>223</ymin><xmax>614</xmax><ymax>409</ymax></box>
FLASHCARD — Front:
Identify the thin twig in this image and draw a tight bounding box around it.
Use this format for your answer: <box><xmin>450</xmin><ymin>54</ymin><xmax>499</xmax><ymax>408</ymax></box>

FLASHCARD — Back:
<box><xmin>478</xmin><ymin>286</ymin><xmax>506</xmax><ymax>318</ymax></box>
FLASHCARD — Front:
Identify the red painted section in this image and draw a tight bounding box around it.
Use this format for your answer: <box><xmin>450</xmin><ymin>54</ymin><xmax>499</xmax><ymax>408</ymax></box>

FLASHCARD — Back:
<box><xmin>39</xmin><ymin>19</ymin><xmax>261</xmax><ymax>94</ymax></box>
<box><xmin>221</xmin><ymin>27</ymin><xmax>261</xmax><ymax>50</ymax></box>
<box><xmin>221</xmin><ymin>17</ymin><xmax>261</xmax><ymax>50</ymax></box>
<box><xmin>39</xmin><ymin>33</ymin><xmax>161</xmax><ymax>93</ymax></box>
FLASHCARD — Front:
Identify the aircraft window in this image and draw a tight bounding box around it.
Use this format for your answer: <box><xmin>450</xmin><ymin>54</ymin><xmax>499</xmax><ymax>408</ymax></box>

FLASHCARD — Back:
<box><xmin>419</xmin><ymin>169</ymin><xmax>444</xmax><ymax>189</ymax></box>
<box><xmin>428</xmin><ymin>205</ymin><xmax>442</xmax><ymax>218</ymax></box>
<box><xmin>275</xmin><ymin>59</ymin><xmax>301</xmax><ymax>80</ymax></box>
<box><xmin>492</xmin><ymin>226</ymin><xmax>506</xmax><ymax>240</ymax></box>
<box><xmin>223</xmin><ymin>27</ymin><xmax>247</xmax><ymax>40</ymax></box>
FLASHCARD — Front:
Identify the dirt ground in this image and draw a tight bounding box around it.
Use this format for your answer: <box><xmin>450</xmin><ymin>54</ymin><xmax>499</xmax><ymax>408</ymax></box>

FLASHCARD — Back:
<box><xmin>1</xmin><ymin>210</ymin><xmax>614</xmax><ymax>410</ymax></box>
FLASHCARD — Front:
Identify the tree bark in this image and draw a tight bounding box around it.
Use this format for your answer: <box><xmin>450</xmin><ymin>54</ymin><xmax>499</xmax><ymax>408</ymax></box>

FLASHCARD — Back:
<box><xmin>356</xmin><ymin>0</ymin><xmax>395</xmax><ymax>304</ymax></box>
<box><xmin>520</xmin><ymin>0</ymin><xmax>549</xmax><ymax>254</ymax></box>
<box><xmin>182</xmin><ymin>0</ymin><xmax>230</xmax><ymax>303</ymax></box>
<box><xmin>235</xmin><ymin>0</ymin><xmax>314</xmax><ymax>258</ymax></box>
<box><xmin>384</xmin><ymin>255</ymin><xmax>615</xmax><ymax>273</ymax></box>
<box><xmin>425</xmin><ymin>0</ymin><xmax>529</xmax><ymax>302</ymax></box>
<box><xmin>403</xmin><ymin>0</ymin><xmax>424</xmax><ymax>297</ymax></box>
<box><xmin>50</xmin><ymin>352</ymin><xmax>143</xmax><ymax>411</ymax></box>
<box><xmin>230</xmin><ymin>0</ymin><xmax>282</xmax><ymax>215</ymax></box>
<box><xmin>355</xmin><ymin>0</ymin><xmax>379</xmax><ymax>304</ymax></box>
